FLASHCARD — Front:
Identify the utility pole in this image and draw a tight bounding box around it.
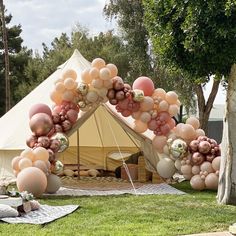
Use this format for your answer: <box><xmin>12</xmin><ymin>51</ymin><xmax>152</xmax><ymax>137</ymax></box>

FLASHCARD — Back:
<box><xmin>0</xmin><ymin>0</ymin><xmax>10</xmax><ymax>112</ymax></box>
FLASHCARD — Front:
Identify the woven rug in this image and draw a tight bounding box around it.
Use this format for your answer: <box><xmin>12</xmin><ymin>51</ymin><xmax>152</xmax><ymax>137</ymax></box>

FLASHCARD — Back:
<box><xmin>0</xmin><ymin>204</ymin><xmax>79</xmax><ymax>224</ymax></box>
<box><xmin>44</xmin><ymin>183</ymin><xmax>185</xmax><ymax>197</ymax></box>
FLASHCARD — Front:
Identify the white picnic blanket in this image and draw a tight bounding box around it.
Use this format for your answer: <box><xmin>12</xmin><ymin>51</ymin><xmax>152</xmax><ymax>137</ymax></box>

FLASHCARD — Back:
<box><xmin>44</xmin><ymin>183</ymin><xmax>185</xmax><ymax>196</ymax></box>
<box><xmin>0</xmin><ymin>204</ymin><xmax>79</xmax><ymax>224</ymax></box>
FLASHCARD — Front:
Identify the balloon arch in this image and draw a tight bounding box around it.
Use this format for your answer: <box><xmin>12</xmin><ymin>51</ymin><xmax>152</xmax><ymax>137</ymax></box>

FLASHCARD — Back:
<box><xmin>11</xmin><ymin>58</ymin><xmax>221</xmax><ymax>197</ymax></box>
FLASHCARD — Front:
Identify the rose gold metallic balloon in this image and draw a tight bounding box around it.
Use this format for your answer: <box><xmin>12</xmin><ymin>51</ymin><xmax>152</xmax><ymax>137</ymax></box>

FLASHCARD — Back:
<box><xmin>29</xmin><ymin>103</ymin><xmax>52</xmax><ymax>119</ymax></box>
<box><xmin>26</xmin><ymin>135</ymin><xmax>38</xmax><ymax>148</ymax></box>
<box><xmin>29</xmin><ymin>113</ymin><xmax>53</xmax><ymax>136</ymax></box>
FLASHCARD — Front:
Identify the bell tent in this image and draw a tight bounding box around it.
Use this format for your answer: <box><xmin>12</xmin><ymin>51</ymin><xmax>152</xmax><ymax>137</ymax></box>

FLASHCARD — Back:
<box><xmin>0</xmin><ymin>50</ymin><xmax>159</xmax><ymax>178</ymax></box>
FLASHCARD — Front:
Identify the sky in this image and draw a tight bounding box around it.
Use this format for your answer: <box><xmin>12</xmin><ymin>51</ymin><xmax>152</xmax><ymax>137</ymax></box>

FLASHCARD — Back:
<box><xmin>5</xmin><ymin>0</ymin><xmax>226</xmax><ymax>105</ymax></box>
<box><xmin>6</xmin><ymin>0</ymin><xmax>115</xmax><ymax>53</ymax></box>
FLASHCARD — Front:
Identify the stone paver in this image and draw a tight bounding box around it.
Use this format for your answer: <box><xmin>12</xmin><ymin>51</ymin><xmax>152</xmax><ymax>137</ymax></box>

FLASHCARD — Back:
<box><xmin>184</xmin><ymin>231</ymin><xmax>232</xmax><ymax>236</ymax></box>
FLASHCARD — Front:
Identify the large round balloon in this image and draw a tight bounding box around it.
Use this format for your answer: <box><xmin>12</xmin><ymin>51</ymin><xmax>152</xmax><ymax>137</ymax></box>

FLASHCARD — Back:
<box><xmin>16</xmin><ymin>167</ymin><xmax>47</xmax><ymax>197</ymax></box>
<box><xmin>29</xmin><ymin>113</ymin><xmax>53</xmax><ymax>136</ymax></box>
<box><xmin>205</xmin><ymin>173</ymin><xmax>218</xmax><ymax>190</ymax></box>
<box><xmin>45</xmin><ymin>174</ymin><xmax>61</xmax><ymax>193</ymax></box>
<box><xmin>29</xmin><ymin>103</ymin><xmax>52</xmax><ymax>119</ymax></box>
<box><xmin>190</xmin><ymin>175</ymin><xmax>205</xmax><ymax>190</ymax></box>
<box><xmin>156</xmin><ymin>158</ymin><xmax>176</xmax><ymax>178</ymax></box>
<box><xmin>132</xmin><ymin>76</ymin><xmax>155</xmax><ymax>96</ymax></box>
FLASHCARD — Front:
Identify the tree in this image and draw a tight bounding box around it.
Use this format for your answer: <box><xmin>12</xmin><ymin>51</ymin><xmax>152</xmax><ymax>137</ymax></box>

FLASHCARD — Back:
<box><xmin>0</xmin><ymin>0</ymin><xmax>10</xmax><ymax>112</ymax></box>
<box><xmin>143</xmin><ymin>0</ymin><xmax>236</xmax><ymax>204</ymax></box>
<box><xmin>0</xmin><ymin>8</ymin><xmax>31</xmax><ymax>116</ymax></box>
<box><xmin>104</xmin><ymin>0</ymin><xmax>197</xmax><ymax>119</ymax></box>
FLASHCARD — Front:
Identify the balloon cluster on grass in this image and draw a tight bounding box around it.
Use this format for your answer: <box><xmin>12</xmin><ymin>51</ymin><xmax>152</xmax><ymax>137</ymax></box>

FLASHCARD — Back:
<box><xmin>154</xmin><ymin>116</ymin><xmax>221</xmax><ymax>190</ymax></box>
<box><xmin>11</xmin><ymin>57</ymin><xmax>222</xmax><ymax>195</ymax></box>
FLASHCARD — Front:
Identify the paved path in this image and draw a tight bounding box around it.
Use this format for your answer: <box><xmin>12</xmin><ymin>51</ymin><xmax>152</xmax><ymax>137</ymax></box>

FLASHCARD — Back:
<box><xmin>184</xmin><ymin>231</ymin><xmax>232</xmax><ymax>236</ymax></box>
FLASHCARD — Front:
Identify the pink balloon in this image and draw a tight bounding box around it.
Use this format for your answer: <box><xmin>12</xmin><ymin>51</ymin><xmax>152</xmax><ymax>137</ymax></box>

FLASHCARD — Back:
<box><xmin>159</xmin><ymin>100</ymin><xmax>169</xmax><ymax>111</ymax></box>
<box><xmin>132</xmin><ymin>76</ymin><xmax>155</xmax><ymax>96</ymax></box>
<box><xmin>29</xmin><ymin>113</ymin><xmax>53</xmax><ymax>136</ymax></box>
<box><xmin>160</xmin><ymin>124</ymin><xmax>171</xmax><ymax>136</ymax></box>
<box><xmin>152</xmin><ymin>135</ymin><xmax>167</xmax><ymax>153</ymax></box>
<box><xmin>11</xmin><ymin>156</ymin><xmax>23</xmax><ymax>171</ymax></box>
<box><xmin>200</xmin><ymin>161</ymin><xmax>214</xmax><ymax>173</ymax></box>
<box><xmin>148</xmin><ymin>119</ymin><xmax>158</xmax><ymax>131</ymax></box>
<box><xmin>29</xmin><ymin>103</ymin><xmax>52</xmax><ymax>119</ymax></box>
<box><xmin>26</xmin><ymin>135</ymin><xmax>38</xmax><ymax>148</ymax></box>
<box><xmin>121</xmin><ymin>110</ymin><xmax>132</xmax><ymax>117</ymax></box>
<box><xmin>196</xmin><ymin>129</ymin><xmax>206</xmax><ymax>137</ymax></box>
<box><xmin>19</xmin><ymin>158</ymin><xmax>32</xmax><ymax>170</ymax></box>
<box><xmin>212</xmin><ymin>156</ymin><xmax>221</xmax><ymax>171</ymax></box>
<box><xmin>167</xmin><ymin>118</ymin><xmax>176</xmax><ymax>129</ymax></box>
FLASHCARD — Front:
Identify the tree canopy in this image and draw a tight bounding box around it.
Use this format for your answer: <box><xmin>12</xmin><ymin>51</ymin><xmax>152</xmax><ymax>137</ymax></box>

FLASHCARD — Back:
<box><xmin>143</xmin><ymin>0</ymin><xmax>236</xmax><ymax>78</ymax></box>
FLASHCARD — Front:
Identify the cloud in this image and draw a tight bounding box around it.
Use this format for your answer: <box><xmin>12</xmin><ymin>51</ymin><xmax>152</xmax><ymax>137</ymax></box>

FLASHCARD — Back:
<box><xmin>6</xmin><ymin>0</ymin><xmax>115</xmax><ymax>53</ymax></box>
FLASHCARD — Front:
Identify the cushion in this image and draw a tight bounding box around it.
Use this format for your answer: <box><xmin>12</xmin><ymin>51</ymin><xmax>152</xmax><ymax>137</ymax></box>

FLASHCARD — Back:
<box><xmin>0</xmin><ymin>204</ymin><xmax>19</xmax><ymax>218</ymax></box>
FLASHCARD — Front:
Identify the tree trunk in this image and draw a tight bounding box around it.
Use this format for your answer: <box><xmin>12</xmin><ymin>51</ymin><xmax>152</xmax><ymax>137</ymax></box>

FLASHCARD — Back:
<box><xmin>195</xmin><ymin>79</ymin><xmax>220</xmax><ymax>134</ymax></box>
<box><xmin>217</xmin><ymin>64</ymin><xmax>236</xmax><ymax>205</ymax></box>
<box><xmin>0</xmin><ymin>0</ymin><xmax>11</xmax><ymax>112</ymax></box>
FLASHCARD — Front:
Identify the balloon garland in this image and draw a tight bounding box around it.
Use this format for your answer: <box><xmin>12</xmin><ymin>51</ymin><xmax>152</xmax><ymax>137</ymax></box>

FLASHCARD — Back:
<box><xmin>11</xmin><ymin>57</ymin><xmax>221</xmax><ymax>196</ymax></box>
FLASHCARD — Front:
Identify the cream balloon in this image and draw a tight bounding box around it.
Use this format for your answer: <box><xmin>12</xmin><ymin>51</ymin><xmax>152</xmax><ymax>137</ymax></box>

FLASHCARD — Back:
<box><xmin>99</xmin><ymin>68</ymin><xmax>111</xmax><ymax>80</ymax></box>
<box><xmin>140</xmin><ymin>112</ymin><xmax>151</xmax><ymax>123</ymax></box>
<box><xmin>156</xmin><ymin>158</ymin><xmax>176</xmax><ymax>179</ymax></box>
<box><xmin>165</xmin><ymin>91</ymin><xmax>178</xmax><ymax>104</ymax></box>
<box><xmin>192</xmin><ymin>165</ymin><xmax>201</xmax><ymax>175</ymax></box>
<box><xmin>86</xmin><ymin>91</ymin><xmax>99</xmax><ymax>103</ymax></box>
<box><xmin>200</xmin><ymin>161</ymin><xmax>214</xmax><ymax>174</ymax></box>
<box><xmin>190</xmin><ymin>175</ymin><xmax>205</xmax><ymax>190</ymax></box>
<box><xmin>205</xmin><ymin>173</ymin><xmax>219</xmax><ymax>190</ymax></box>
<box><xmin>140</xmin><ymin>97</ymin><xmax>154</xmax><ymax>112</ymax></box>
<box><xmin>20</xmin><ymin>148</ymin><xmax>35</xmax><ymax>162</ymax></box>
<box><xmin>62</xmin><ymin>69</ymin><xmax>77</xmax><ymax>80</ymax></box>
<box><xmin>55</xmin><ymin>82</ymin><xmax>66</xmax><ymax>93</ymax></box>
<box><xmin>91</xmin><ymin>58</ymin><xmax>106</xmax><ymax>69</ymax></box>
<box><xmin>62</xmin><ymin>90</ymin><xmax>74</xmax><ymax>102</ymax></box>
<box><xmin>168</xmin><ymin>104</ymin><xmax>179</xmax><ymax>116</ymax></box>
<box><xmin>33</xmin><ymin>160</ymin><xmax>48</xmax><ymax>173</ymax></box>
<box><xmin>89</xmin><ymin>67</ymin><xmax>99</xmax><ymax>79</ymax></box>
<box><xmin>11</xmin><ymin>156</ymin><xmax>23</xmax><ymax>171</ymax></box>
<box><xmin>18</xmin><ymin>158</ymin><xmax>32</xmax><ymax>170</ymax></box>
<box><xmin>159</xmin><ymin>100</ymin><xmax>169</xmax><ymax>111</ymax></box>
<box><xmin>186</xmin><ymin>117</ymin><xmax>200</xmax><ymax>130</ymax></box>
<box><xmin>81</xmin><ymin>68</ymin><xmax>92</xmax><ymax>84</ymax></box>
<box><xmin>64</xmin><ymin>78</ymin><xmax>77</xmax><ymax>90</ymax></box>
<box><xmin>92</xmin><ymin>78</ymin><xmax>103</xmax><ymax>89</ymax></box>
<box><xmin>33</xmin><ymin>147</ymin><xmax>49</xmax><ymax>162</ymax></box>
<box><xmin>195</xmin><ymin>129</ymin><xmax>206</xmax><ymax>137</ymax></box>
<box><xmin>45</xmin><ymin>174</ymin><xmax>61</xmax><ymax>193</ymax></box>
<box><xmin>212</xmin><ymin>156</ymin><xmax>221</xmax><ymax>171</ymax></box>
<box><xmin>106</xmin><ymin>63</ymin><xmax>118</xmax><ymax>77</ymax></box>
<box><xmin>152</xmin><ymin>88</ymin><xmax>166</xmax><ymax>99</ymax></box>
<box><xmin>133</xmin><ymin>120</ymin><xmax>148</xmax><ymax>133</ymax></box>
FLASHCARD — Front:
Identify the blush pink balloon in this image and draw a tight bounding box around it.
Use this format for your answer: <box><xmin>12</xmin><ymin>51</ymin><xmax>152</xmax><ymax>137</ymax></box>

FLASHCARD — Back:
<box><xmin>132</xmin><ymin>76</ymin><xmax>155</xmax><ymax>96</ymax></box>
<box><xmin>190</xmin><ymin>175</ymin><xmax>205</xmax><ymax>190</ymax></box>
<box><xmin>29</xmin><ymin>103</ymin><xmax>52</xmax><ymax>119</ymax></box>
<box><xmin>152</xmin><ymin>135</ymin><xmax>167</xmax><ymax>153</ymax></box>
<box><xmin>140</xmin><ymin>97</ymin><xmax>154</xmax><ymax>111</ymax></box>
<box><xmin>186</xmin><ymin>117</ymin><xmax>200</xmax><ymax>130</ymax></box>
<box><xmin>17</xmin><ymin>167</ymin><xmax>47</xmax><ymax>197</ymax></box>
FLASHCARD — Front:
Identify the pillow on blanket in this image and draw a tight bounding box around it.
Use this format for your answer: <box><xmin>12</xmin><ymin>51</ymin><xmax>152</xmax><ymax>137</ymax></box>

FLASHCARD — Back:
<box><xmin>0</xmin><ymin>204</ymin><xmax>19</xmax><ymax>218</ymax></box>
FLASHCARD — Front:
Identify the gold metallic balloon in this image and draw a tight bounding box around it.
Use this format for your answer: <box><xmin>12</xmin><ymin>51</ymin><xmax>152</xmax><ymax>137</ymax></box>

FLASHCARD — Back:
<box><xmin>169</xmin><ymin>138</ymin><xmax>188</xmax><ymax>159</ymax></box>
<box><xmin>50</xmin><ymin>132</ymin><xmax>69</xmax><ymax>153</ymax></box>
<box><xmin>77</xmin><ymin>83</ymin><xmax>88</xmax><ymax>96</ymax></box>
<box><xmin>132</xmin><ymin>89</ymin><xmax>144</xmax><ymax>102</ymax></box>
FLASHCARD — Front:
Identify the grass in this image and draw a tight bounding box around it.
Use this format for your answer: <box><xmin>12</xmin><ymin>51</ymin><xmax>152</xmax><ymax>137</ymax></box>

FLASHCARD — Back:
<box><xmin>0</xmin><ymin>181</ymin><xmax>235</xmax><ymax>236</ymax></box>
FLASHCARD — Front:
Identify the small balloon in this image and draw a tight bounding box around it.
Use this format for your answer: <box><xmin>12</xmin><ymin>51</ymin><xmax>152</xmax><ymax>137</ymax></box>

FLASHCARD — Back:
<box><xmin>50</xmin><ymin>132</ymin><xmax>69</xmax><ymax>153</ymax></box>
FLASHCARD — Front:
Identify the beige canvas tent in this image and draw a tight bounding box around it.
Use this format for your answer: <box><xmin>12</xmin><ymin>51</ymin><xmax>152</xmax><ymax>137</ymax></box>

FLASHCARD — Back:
<box><xmin>0</xmin><ymin>50</ymin><xmax>159</xmax><ymax>178</ymax></box>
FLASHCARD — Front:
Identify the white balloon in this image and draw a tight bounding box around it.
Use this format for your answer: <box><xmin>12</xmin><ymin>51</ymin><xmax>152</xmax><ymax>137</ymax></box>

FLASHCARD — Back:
<box><xmin>156</xmin><ymin>158</ymin><xmax>176</xmax><ymax>179</ymax></box>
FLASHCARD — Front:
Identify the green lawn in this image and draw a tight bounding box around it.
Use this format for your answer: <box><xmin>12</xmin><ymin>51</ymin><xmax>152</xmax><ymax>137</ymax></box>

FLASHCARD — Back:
<box><xmin>0</xmin><ymin>182</ymin><xmax>235</xmax><ymax>236</ymax></box>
